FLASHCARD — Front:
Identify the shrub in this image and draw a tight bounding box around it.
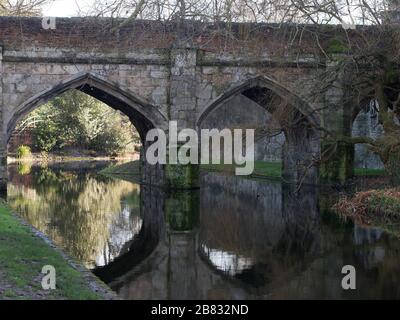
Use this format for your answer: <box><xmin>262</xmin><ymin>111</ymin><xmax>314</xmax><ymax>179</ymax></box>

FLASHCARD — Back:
<box><xmin>16</xmin><ymin>145</ymin><xmax>32</xmax><ymax>159</ymax></box>
<box><xmin>92</xmin><ymin>123</ymin><xmax>130</xmax><ymax>156</ymax></box>
<box><xmin>34</xmin><ymin>120</ymin><xmax>59</xmax><ymax>152</ymax></box>
<box><xmin>333</xmin><ymin>189</ymin><xmax>400</xmax><ymax>225</ymax></box>
<box><xmin>17</xmin><ymin>162</ymin><xmax>31</xmax><ymax>175</ymax></box>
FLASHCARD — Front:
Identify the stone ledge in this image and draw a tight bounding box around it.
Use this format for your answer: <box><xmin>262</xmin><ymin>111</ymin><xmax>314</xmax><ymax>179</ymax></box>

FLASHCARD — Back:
<box><xmin>3</xmin><ymin>56</ymin><xmax>171</xmax><ymax>66</ymax></box>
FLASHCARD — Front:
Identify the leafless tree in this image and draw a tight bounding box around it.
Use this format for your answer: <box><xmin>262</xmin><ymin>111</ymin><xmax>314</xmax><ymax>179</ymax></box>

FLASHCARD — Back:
<box><xmin>0</xmin><ymin>0</ymin><xmax>54</xmax><ymax>16</ymax></box>
<box><xmin>85</xmin><ymin>1</ymin><xmax>400</xmax><ymax>182</ymax></box>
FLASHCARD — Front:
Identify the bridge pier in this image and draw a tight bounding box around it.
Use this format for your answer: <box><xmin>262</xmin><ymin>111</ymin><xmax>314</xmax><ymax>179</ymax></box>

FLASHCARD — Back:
<box><xmin>141</xmin><ymin>141</ymin><xmax>200</xmax><ymax>189</ymax></box>
<box><xmin>165</xmin><ymin>189</ymin><xmax>199</xmax><ymax>299</ymax></box>
<box><xmin>165</xmin><ymin>163</ymin><xmax>200</xmax><ymax>189</ymax></box>
<box><xmin>320</xmin><ymin>140</ymin><xmax>354</xmax><ymax>184</ymax></box>
<box><xmin>165</xmin><ymin>190</ymin><xmax>199</xmax><ymax>231</ymax></box>
<box><xmin>319</xmin><ymin>62</ymin><xmax>355</xmax><ymax>185</ymax></box>
<box><xmin>163</xmin><ymin>46</ymin><xmax>200</xmax><ymax>190</ymax></box>
<box><xmin>283</xmin><ymin>117</ymin><xmax>320</xmax><ymax>185</ymax></box>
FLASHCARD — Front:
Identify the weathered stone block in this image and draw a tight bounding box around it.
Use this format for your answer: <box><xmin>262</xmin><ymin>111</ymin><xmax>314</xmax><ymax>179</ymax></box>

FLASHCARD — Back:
<box><xmin>202</xmin><ymin>67</ymin><xmax>215</xmax><ymax>75</ymax></box>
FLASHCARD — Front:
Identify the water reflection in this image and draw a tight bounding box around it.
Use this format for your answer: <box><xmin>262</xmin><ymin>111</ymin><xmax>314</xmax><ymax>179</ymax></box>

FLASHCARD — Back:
<box><xmin>7</xmin><ymin>165</ymin><xmax>400</xmax><ymax>299</ymax></box>
<box><xmin>7</xmin><ymin>161</ymin><xmax>142</xmax><ymax>269</ymax></box>
<box><xmin>200</xmin><ymin>244</ymin><xmax>254</xmax><ymax>276</ymax></box>
<box><xmin>105</xmin><ymin>173</ymin><xmax>400</xmax><ymax>299</ymax></box>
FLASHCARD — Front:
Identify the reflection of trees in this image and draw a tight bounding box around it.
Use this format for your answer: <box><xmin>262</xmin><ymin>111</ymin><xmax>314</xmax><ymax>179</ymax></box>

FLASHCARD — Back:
<box><xmin>7</xmin><ymin>167</ymin><xmax>141</xmax><ymax>268</ymax></box>
<box><xmin>17</xmin><ymin>162</ymin><xmax>32</xmax><ymax>175</ymax></box>
<box><xmin>98</xmin><ymin>203</ymin><xmax>143</xmax><ymax>267</ymax></box>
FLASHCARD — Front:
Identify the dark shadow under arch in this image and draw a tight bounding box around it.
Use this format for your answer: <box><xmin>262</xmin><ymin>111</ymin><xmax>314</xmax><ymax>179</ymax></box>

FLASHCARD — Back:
<box><xmin>196</xmin><ymin>75</ymin><xmax>320</xmax><ymax>129</ymax></box>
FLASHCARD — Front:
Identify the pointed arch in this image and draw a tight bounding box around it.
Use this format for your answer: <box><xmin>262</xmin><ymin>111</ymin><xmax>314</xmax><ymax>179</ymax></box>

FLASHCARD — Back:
<box><xmin>196</xmin><ymin>75</ymin><xmax>321</xmax><ymax>185</ymax></box>
<box><xmin>196</xmin><ymin>75</ymin><xmax>320</xmax><ymax>128</ymax></box>
<box><xmin>7</xmin><ymin>72</ymin><xmax>168</xmax><ymax>141</ymax></box>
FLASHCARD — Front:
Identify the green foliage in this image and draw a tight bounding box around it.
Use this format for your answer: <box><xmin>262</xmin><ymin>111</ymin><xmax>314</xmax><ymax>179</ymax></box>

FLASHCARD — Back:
<box><xmin>17</xmin><ymin>162</ymin><xmax>32</xmax><ymax>175</ymax></box>
<box><xmin>327</xmin><ymin>39</ymin><xmax>349</xmax><ymax>54</ymax></box>
<box><xmin>27</xmin><ymin>90</ymin><xmax>139</xmax><ymax>155</ymax></box>
<box><xmin>7</xmin><ymin>165</ymin><xmax>141</xmax><ymax>269</ymax></box>
<box><xmin>383</xmin><ymin>61</ymin><xmax>399</xmax><ymax>85</ymax></box>
<box><xmin>16</xmin><ymin>145</ymin><xmax>31</xmax><ymax>158</ymax></box>
<box><xmin>34</xmin><ymin>114</ymin><xmax>59</xmax><ymax>152</ymax></box>
<box><xmin>92</xmin><ymin>121</ymin><xmax>131</xmax><ymax>156</ymax></box>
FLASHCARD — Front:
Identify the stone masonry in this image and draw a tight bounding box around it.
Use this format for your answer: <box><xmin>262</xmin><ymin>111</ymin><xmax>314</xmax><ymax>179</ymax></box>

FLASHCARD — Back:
<box><xmin>0</xmin><ymin>16</ymin><xmax>369</xmax><ymax>190</ymax></box>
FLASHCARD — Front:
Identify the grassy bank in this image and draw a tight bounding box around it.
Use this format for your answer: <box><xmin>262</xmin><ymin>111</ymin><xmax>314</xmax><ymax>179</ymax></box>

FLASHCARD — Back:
<box><xmin>333</xmin><ymin>189</ymin><xmax>400</xmax><ymax>236</ymax></box>
<box><xmin>99</xmin><ymin>160</ymin><xmax>141</xmax><ymax>184</ymax></box>
<box><xmin>354</xmin><ymin>168</ymin><xmax>385</xmax><ymax>177</ymax></box>
<box><xmin>201</xmin><ymin>161</ymin><xmax>282</xmax><ymax>179</ymax></box>
<box><xmin>101</xmin><ymin>161</ymin><xmax>283</xmax><ymax>181</ymax></box>
<box><xmin>0</xmin><ymin>203</ymin><xmax>113</xmax><ymax>300</ymax></box>
<box><xmin>99</xmin><ymin>160</ymin><xmax>386</xmax><ymax>181</ymax></box>
<box><xmin>202</xmin><ymin>162</ymin><xmax>385</xmax><ymax>179</ymax></box>
<box><xmin>100</xmin><ymin>160</ymin><xmax>140</xmax><ymax>175</ymax></box>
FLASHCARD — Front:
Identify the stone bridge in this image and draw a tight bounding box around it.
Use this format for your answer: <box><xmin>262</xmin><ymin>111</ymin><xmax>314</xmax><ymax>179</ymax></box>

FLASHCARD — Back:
<box><xmin>0</xmin><ymin>16</ymin><xmax>360</xmax><ymax>191</ymax></box>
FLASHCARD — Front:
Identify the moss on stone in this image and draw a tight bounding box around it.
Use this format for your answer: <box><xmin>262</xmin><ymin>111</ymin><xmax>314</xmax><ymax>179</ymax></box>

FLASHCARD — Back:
<box><xmin>165</xmin><ymin>190</ymin><xmax>199</xmax><ymax>231</ymax></box>
<box><xmin>320</xmin><ymin>141</ymin><xmax>354</xmax><ymax>184</ymax></box>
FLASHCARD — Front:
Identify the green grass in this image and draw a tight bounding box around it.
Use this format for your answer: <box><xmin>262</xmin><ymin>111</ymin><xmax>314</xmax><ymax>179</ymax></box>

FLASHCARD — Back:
<box><xmin>200</xmin><ymin>161</ymin><xmax>282</xmax><ymax>179</ymax></box>
<box><xmin>99</xmin><ymin>160</ymin><xmax>140</xmax><ymax>176</ymax></box>
<box><xmin>102</xmin><ymin>160</ymin><xmax>282</xmax><ymax>181</ymax></box>
<box><xmin>0</xmin><ymin>203</ymin><xmax>106</xmax><ymax>300</ymax></box>
<box><xmin>98</xmin><ymin>160</ymin><xmax>141</xmax><ymax>184</ymax></box>
<box><xmin>354</xmin><ymin>168</ymin><xmax>385</xmax><ymax>177</ymax></box>
<box><xmin>202</xmin><ymin>161</ymin><xmax>386</xmax><ymax>179</ymax></box>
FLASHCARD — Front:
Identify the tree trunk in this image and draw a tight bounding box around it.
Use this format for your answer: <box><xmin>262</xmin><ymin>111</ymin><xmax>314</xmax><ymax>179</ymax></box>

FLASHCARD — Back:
<box><xmin>384</xmin><ymin>146</ymin><xmax>400</xmax><ymax>186</ymax></box>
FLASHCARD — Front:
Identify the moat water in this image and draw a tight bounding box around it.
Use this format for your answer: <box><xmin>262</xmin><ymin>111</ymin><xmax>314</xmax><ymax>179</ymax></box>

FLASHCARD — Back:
<box><xmin>6</xmin><ymin>161</ymin><xmax>400</xmax><ymax>299</ymax></box>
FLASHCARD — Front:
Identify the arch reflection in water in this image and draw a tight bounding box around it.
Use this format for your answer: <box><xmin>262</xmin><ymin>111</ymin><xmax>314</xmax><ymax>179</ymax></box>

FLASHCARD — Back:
<box><xmin>198</xmin><ymin>174</ymin><xmax>322</xmax><ymax>290</ymax></box>
<box><xmin>7</xmin><ymin>161</ymin><xmax>142</xmax><ymax>269</ymax></box>
<box><xmin>108</xmin><ymin>173</ymin><xmax>400</xmax><ymax>299</ymax></box>
<box><xmin>8</xmin><ymin>164</ymin><xmax>400</xmax><ymax>299</ymax></box>
<box><xmin>106</xmin><ymin>173</ymin><xmax>323</xmax><ymax>299</ymax></box>
<box><xmin>200</xmin><ymin>244</ymin><xmax>254</xmax><ymax>276</ymax></box>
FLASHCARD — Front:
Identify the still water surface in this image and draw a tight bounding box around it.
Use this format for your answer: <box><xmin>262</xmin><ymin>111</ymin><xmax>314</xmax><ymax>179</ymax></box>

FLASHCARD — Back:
<box><xmin>7</xmin><ymin>161</ymin><xmax>400</xmax><ymax>299</ymax></box>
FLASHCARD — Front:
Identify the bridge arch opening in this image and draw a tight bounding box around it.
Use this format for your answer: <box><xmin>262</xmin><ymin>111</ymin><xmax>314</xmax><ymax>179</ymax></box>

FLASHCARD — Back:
<box><xmin>351</xmin><ymin>100</ymin><xmax>385</xmax><ymax>172</ymax></box>
<box><xmin>197</xmin><ymin>76</ymin><xmax>320</xmax><ymax>185</ymax></box>
<box><xmin>7</xmin><ymin>72</ymin><xmax>167</xmax><ymax>142</ymax></box>
<box><xmin>6</xmin><ymin>72</ymin><xmax>168</xmax><ymax>186</ymax></box>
